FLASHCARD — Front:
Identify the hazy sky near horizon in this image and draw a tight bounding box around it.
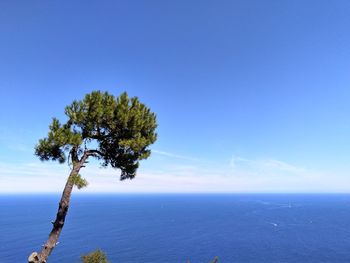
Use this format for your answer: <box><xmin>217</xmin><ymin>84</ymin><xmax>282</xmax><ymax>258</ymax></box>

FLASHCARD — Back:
<box><xmin>1</xmin><ymin>0</ymin><xmax>350</xmax><ymax>193</ymax></box>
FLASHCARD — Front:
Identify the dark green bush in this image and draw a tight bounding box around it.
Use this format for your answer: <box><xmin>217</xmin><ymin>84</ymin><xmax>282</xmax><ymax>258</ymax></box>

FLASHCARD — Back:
<box><xmin>81</xmin><ymin>249</ymin><xmax>218</xmax><ymax>263</ymax></box>
<box><xmin>81</xmin><ymin>249</ymin><xmax>110</xmax><ymax>263</ymax></box>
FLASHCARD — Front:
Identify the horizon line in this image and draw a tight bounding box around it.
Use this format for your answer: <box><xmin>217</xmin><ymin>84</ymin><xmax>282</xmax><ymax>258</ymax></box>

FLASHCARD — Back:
<box><xmin>1</xmin><ymin>192</ymin><xmax>350</xmax><ymax>195</ymax></box>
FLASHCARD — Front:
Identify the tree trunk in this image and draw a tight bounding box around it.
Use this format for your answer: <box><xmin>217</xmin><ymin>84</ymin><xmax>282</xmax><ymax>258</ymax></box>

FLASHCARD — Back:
<box><xmin>28</xmin><ymin>163</ymin><xmax>82</xmax><ymax>263</ymax></box>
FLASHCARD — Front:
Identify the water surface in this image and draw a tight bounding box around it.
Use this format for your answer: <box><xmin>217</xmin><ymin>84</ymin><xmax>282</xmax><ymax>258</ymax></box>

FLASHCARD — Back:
<box><xmin>1</xmin><ymin>194</ymin><xmax>350</xmax><ymax>262</ymax></box>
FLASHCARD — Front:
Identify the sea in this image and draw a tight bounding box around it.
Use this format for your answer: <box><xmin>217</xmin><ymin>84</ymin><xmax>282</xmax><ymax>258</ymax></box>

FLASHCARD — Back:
<box><xmin>1</xmin><ymin>194</ymin><xmax>350</xmax><ymax>263</ymax></box>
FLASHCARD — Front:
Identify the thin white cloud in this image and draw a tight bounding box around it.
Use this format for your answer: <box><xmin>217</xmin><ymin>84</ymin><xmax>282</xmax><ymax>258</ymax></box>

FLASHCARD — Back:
<box><xmin>230</xmin><ymin>156</ymin><xmax>305</xmax><ymax>174</ymax></box>
<box><xmin>152</xmin><ymin>150</ymin><xmax>200</xmax><ymax>162</ymax></box>
<box><xmin>1</xmin><ymin>156</ymin><xmax>349</xmax><ymax>193</ymax></box>
<box><xmin>259</xmin><ymin>159</ymin><xmax>305</xmax><ymax>173</ymax></box>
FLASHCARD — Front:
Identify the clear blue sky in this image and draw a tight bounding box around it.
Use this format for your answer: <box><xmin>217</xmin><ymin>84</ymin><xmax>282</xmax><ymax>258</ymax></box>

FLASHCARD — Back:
<box><xmin>1</xmin><ymin>0</ymin><xmax>350</xmax><ymax>193</ymax></box>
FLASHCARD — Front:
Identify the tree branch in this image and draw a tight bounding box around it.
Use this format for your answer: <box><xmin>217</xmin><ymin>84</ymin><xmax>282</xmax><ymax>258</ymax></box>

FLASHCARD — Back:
<box><xmin>86</xmin><ymin>149</ymin><xmax>104</xmax><ymax>157</ymax></box>
<box><xmin>77</xmin><ymin>149</ymin><xmax>103</xmax><ymax>165</ymax></box>
<box><xmin>71</xmin><ymin>147</ymin><xmax>79</xmax><ymax>163</ymax></box>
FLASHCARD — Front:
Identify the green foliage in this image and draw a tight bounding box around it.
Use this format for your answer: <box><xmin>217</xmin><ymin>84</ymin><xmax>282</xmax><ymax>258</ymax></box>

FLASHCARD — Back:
<box><xmin>35</xmin><ymin>118</ymin><xmax>82</xmax><ymax>164</ymax></box>
<box><xmin>80</xmin><ymin>250</ymin><xmax>217</xmax><ymax>263</ymax></box>
<box><xmin>81</xmin><ymin>249</ymin><xmax>109</xmax><ymax>263</ymax></box>
<box><xmin>35</xmin><ymin>91</ymin><xmax>157</xmax><ymax>180</ymax></box>
<box><xmin>69</xmin><ymin>174</ymin><xmax>88</xmax><ymax>189</ymax></box>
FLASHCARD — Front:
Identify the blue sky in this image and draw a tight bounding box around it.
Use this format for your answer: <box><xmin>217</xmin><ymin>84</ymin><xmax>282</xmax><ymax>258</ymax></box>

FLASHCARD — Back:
<box><xmin>1</xmin><ymin>0</ymin><xmax>350</xmax><ymax>193</ymax></box>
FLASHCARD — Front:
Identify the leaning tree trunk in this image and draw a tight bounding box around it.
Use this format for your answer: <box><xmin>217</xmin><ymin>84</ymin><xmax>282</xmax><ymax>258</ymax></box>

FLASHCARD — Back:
<box><xmin>28</xmin><ymin>155</ymin><xmax>86</xmax><ymax>263</ymax></box>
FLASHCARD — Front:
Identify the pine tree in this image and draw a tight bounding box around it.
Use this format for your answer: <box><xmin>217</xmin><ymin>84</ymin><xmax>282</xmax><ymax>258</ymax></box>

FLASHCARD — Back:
<box><xmin>28</xmin><ymin>91</ymin><xmax>157</xmax><ymax>263</ymax></box>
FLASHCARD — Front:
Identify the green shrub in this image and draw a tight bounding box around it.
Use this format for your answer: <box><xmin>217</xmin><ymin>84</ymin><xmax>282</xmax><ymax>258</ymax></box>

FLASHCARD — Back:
<box><xmin>81</xmin><ymin>249</ymin><xmax>110</xmax><ymax>263</ymax></box>
<box><xmin>81</xmin><ymin>249</ymin><xmax>218</xmax><ymax>263</ymax></box>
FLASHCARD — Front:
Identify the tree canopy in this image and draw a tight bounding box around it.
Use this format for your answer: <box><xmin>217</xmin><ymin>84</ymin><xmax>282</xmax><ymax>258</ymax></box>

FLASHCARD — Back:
<box><xmin>35</xmin><ymin>91</ymin><xmax>157</xmax><ymax>180</ymax></box>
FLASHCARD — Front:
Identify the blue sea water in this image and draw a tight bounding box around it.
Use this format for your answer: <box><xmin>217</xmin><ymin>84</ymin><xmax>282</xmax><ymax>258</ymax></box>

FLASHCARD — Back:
<box><xmin>1</xmin><ymin>194</ymin><xmax>350</xmax><ymax>263</ymax></box>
